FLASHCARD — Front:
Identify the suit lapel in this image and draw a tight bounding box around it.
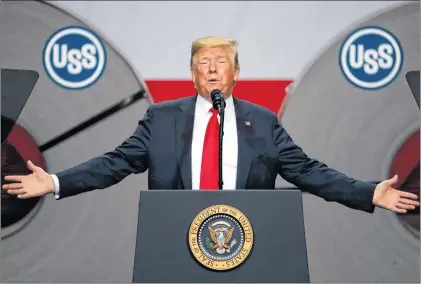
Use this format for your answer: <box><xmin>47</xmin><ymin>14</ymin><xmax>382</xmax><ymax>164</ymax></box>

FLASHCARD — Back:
<box><xmin>234</xmin><ymin>97</ymin><xmax>256</xmax><ymax>189</ymax></box>
<box><xmin>175</xmin><ymin>96</ymin><xmax>196</xmax><ymax>189</ymax></box>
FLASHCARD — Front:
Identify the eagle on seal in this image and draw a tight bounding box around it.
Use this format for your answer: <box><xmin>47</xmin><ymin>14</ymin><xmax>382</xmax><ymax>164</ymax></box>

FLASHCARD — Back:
<box><xmin>208</xmin><ymin>226</ymin><xmax>234</xmax><ymax>254</ymax></box>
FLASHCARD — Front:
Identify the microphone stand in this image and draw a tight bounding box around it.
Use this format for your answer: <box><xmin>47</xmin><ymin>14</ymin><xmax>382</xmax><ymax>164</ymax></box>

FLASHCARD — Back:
<box><xmin>218</xmin><ymin>105</ymin><xmax>224</xmax><ymax>190</ymax></box>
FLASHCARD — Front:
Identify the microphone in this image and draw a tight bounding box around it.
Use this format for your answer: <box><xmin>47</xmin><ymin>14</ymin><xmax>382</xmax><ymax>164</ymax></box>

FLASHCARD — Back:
<box><xmin>211</xmin><ymin>89</ymin><xmax>226</xmax><ymax>113</ymax></box>
<box><xmin>210</xmin><ymin>89</ymin><xmax>225</xmax><ymax>190</ymax></box>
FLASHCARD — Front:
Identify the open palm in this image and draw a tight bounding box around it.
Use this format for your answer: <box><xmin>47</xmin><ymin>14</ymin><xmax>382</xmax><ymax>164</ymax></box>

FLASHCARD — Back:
<box><xmin>2</xmin><ymin>160</ymin><xmax>55</xmax><ymax>199</ymax></box>
<box><xmin>373</xmin><ymin>175</ymin><xmax>420</xmax><ymax>213</ymax></box>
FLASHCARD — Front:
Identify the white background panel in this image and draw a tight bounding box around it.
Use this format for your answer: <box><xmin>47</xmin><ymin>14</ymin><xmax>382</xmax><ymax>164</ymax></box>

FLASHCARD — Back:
<box><xmin>53</xmin><ymin>1</ymin><xmax>403</xmax><ymax>79</ymax></box>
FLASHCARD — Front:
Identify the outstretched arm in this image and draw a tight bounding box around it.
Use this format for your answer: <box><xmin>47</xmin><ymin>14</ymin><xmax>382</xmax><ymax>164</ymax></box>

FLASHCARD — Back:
<box><xmin>3</xmin><ymin>107</ymin><xmax>154</xmax><ymax>200</ymax></box>
<box><xmin>272</xmin><ymin>116</ymin><xmax>419</xmax><ymax>213</ymax></box>
<box><xmin>54</xmin><ymin>107</ymin><xmax>153</xmax><ymax>199</ymax></box>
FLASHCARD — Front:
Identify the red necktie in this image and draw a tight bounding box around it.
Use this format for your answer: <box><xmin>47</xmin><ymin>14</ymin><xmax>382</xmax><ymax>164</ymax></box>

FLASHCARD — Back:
<box><xmin>200</xmin><ymin>108</ymin><xmax>219</xmax><ymax>190</ymax></box>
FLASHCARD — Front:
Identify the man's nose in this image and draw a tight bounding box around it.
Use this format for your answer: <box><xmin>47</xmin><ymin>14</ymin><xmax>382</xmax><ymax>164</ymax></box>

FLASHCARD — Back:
<box><xmin>208</xmin><ymin>62</ymin><xmax>217</xmax><ymax>73</ymax></box>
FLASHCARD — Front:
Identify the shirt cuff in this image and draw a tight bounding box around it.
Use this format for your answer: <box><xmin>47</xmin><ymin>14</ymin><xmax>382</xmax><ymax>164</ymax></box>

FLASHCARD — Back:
<box><xmin>51</xmin><ymin>174</ymin><xmax>60</xmax><ymax>200</ymax></box>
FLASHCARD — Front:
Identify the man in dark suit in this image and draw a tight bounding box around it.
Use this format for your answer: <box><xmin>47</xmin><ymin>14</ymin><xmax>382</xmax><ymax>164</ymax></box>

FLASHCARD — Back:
<box><xmin>3</xmin><ymin>36</ymin><xmax>419</xmax><ymax>214</ymax></box>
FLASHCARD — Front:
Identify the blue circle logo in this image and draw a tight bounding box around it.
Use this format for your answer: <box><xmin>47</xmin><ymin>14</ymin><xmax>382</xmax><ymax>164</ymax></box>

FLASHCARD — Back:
<box><xmin>42</xmin><ymin>26</ymin><xmax>107</xmax><ymax>89</ymax></box>
<box><xmin>339</xmin><ymin>26</ymin><xmax>403</xmax><ymax>90</ymax></box>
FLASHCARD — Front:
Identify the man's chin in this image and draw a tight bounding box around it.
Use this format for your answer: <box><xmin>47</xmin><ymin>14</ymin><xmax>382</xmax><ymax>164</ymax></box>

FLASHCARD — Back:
<box><xmin>206</xmin><ymin>86</ymin><xmax>233</xmax><ymax>95</ymax></box>
<box><xmin>207</xmin><ymin>86</ymin><xmax>222</xmax><ymax>92</ymax></box>
<box><xmin>197</xmin><ymin>87</ymin><xmax>232</xmax><ymax>99</ymax></box>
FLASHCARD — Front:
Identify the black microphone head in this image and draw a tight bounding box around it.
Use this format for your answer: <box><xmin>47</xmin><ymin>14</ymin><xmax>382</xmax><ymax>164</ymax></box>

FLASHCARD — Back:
<box><xmin>211</xmin><ymin>89</ymin><xmax>222</xmax><ymax>101</ymax></box>
<box><xmin>210</xmin><ymin>89</ymin><xmax>225</xmax><ymax>111</ymax></box>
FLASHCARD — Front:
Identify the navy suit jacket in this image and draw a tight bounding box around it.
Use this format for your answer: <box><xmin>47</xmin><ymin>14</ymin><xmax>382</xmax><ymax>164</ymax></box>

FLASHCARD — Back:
<box><xmin>56</xmin><ymin>95</ymin><xmax>376</xmax><ymax>213</ymax></box>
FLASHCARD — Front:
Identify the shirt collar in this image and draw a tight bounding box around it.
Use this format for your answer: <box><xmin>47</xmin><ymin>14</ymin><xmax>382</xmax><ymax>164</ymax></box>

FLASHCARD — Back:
<box><xmin>196</xmin><ymin>94</ymin><xmax>234</xmax><ymax>116</ymax></box>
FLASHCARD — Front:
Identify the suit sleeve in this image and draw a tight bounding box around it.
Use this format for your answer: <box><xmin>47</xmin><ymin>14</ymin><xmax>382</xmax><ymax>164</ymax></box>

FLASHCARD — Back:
<box><xmin>54</xmin><ymin>107</ymin><xmax>154</xmax><ymax>199</ymax></box>
<box><xmin>272</xmin><ymin>116</ymin><xmax>376</xmax><ymax>213</ymax></box>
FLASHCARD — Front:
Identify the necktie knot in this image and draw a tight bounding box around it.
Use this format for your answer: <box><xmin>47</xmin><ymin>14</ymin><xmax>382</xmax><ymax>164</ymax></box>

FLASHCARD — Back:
<box><xmin>209</xmin><ymin>108</ymin><xmax>218</xmax><ymax>115</ymax></box>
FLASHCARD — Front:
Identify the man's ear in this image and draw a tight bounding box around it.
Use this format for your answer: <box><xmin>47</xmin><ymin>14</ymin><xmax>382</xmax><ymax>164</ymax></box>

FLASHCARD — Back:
<box><xmin>234</xmin><ymin>66</ymin><xmax>240</xmax><ymax>82</ymax></box>
<box><xmin>190</xmin><ymin>69</ymin><xmax>196</xmax><ymax>84</ymax></box>
<box><xmin>191</xmin><ymin>69</ymin><xmax>197</xmax><ymax>88</ymax></box>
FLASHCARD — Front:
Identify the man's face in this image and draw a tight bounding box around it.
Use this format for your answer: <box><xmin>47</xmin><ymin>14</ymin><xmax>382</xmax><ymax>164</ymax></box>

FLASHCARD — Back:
<box><xmin>191</xmin><ymin>47</ymin><xmax>239</xmax><ymax>100</ymax></box>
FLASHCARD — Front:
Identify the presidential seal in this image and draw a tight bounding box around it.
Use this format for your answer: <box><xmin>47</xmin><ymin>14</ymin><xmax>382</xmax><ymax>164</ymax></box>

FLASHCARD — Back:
<box><xmin>188</xmin><ymin>205</ymin><xmax>254</xmax><ymax>271</ymax></box>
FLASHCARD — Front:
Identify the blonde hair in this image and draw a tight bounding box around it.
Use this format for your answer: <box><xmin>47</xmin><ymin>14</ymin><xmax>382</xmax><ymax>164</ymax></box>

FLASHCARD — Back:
<box><xmin>190</xmin><ymin>36</ymin><xmax>239</xmax><ymax>70</ymax></box>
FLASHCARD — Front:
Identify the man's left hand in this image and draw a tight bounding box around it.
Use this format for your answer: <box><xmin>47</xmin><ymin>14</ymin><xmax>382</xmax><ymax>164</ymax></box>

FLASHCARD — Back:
<box><xmin>373</xmin><ymin>175</ymin><xmax>420</xmax><ymax>213</ymax></box>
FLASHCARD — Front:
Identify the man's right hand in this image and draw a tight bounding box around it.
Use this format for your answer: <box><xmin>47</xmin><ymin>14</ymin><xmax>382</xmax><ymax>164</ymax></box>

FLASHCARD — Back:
<box><xmin>2</xmin><ymin>160</ymin><xmax>55</xmax><ymax>199</ymax></box>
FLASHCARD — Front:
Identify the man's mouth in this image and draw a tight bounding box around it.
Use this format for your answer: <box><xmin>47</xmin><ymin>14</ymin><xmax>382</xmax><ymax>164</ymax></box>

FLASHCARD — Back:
<box><xmin>208</xmin><ymin>79</ymin><xmax>220</xmax><ymax>84</ymax></box>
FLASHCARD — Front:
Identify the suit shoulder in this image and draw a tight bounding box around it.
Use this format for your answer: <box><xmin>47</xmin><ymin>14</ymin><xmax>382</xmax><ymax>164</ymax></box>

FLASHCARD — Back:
<box><xmin>234</xmin><ymin>97</ymin><xmax>277</xmax><ymax>119</ymax></box>
<box><xmin>148</xmin><ymin>96</ymin><xmax>195</xmax><ymax>112</ymax></box>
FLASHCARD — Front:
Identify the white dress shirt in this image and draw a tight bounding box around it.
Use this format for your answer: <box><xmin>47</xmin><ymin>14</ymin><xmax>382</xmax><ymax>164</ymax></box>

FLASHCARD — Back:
<box><xmin>191</xmin><ymin>94</ymin><xmax>238</xmax><ymax>190</ymax></box>
<box><xmin>52</xmin><ymin>94</ymin><xmax>238</xmax><ymax>199</ymax></box>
